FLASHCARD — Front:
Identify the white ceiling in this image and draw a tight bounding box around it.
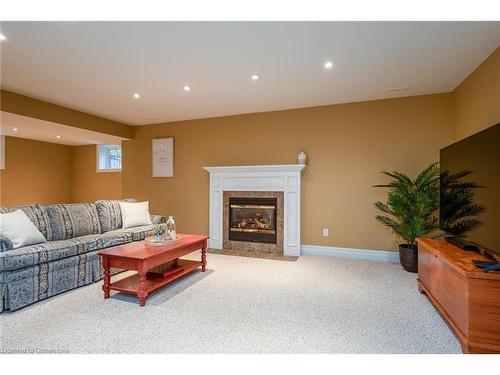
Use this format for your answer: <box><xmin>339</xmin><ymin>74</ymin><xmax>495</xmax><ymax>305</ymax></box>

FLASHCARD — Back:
<box><xmin>0</xmin><ymin>112</ymin><xmax>126</xmax><ymax>146</ymax></box>
<box><xmin>1</xmin><ymin>22</ymin><xmax>499</xmax><ymax>125</ymax></box>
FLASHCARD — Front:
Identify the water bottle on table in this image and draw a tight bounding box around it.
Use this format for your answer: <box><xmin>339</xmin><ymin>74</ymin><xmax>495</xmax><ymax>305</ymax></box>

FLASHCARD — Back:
<box><xmin>166</xmin><ymin>216</ymin><xmax>176</xmax><ymax>240</ymax></box>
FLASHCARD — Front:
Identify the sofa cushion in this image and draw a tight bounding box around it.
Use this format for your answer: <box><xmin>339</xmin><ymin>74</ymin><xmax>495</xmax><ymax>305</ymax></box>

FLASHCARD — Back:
<box><xmin>95</xmin><ymin>199</ymin><xmax>136</xmax><ymax>233</ymax></box>
<box><xmin>97</xmin><ymin>230</ymin><xmax>133</xmax><ymax>249</ymax></box>
<box><xmin>0</xmin><ymin>204</ymin><xmax>53</xmax><ymax>241</ymax></box>
<box><xmin>47</xmin><ymin>203</ymin><xmax>101</xmax><ymax>240</ymax></box>
<box><xmin>0</xmin><ymin>231</ymin><xmax>133</xmax><ymax>272</ymax></box>
<box><xmin>0</xmin><ymin>237</ymin><xmax>89</xmax><ymax>272</ymax></box>
<box><xmin>105</xmin><ymin>224</ymin><xmax>156</xmax><ymax>242</ymax></box>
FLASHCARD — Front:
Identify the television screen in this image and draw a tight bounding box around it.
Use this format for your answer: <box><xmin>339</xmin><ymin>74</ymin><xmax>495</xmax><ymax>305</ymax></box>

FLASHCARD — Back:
<box><xmin>440</xmin><ymin>122</ymin><xmax>500</xmax><ymax>257</ymax></box>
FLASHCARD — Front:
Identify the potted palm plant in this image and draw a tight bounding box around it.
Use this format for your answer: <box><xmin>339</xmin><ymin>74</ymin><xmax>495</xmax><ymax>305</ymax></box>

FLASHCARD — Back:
<box><xmin>374</xmin><ymin>163</ymin><xmax>440</xmax><ymax>272</ymax></box>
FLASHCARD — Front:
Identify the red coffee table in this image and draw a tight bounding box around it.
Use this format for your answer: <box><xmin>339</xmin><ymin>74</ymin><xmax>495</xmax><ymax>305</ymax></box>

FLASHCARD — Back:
<box><xmin>98</xmin><ymin>234</ymin><xmax>208</xmax><ymax>307</ymax></box>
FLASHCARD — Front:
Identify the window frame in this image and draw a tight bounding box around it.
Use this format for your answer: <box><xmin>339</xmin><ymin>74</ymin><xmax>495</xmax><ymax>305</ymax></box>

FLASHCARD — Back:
<box><xmin>96</xmin><ymin>144</ymin><xmax>122</xmax><ymax>173</ymax></box>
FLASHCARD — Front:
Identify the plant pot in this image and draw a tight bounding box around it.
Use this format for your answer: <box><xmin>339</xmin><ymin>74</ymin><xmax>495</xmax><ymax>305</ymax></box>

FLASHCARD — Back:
<box><xmin>399</xmin><ymin>244</ymin><xmax>418</xmax><ymax>273</ymax></box>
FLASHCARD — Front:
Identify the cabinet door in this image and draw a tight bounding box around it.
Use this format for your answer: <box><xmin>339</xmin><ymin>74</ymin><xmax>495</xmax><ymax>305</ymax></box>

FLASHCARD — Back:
<box><xmin>432</xmin><ymin>256</ymin><xmax>469</xmax><ymax>336</ymax></box>
<box><xmin>469</xmin><ymin>278</ymin><xmax>500</xmax><ymax>350</ymax></box>
<box><xmin>418</xmin><ymin>243</ymin><xmax>435</xmax><ymax>290</ymax></box>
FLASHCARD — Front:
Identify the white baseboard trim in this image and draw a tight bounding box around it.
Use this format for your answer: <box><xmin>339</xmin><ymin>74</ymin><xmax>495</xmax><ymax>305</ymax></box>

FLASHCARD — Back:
<box><xmin>301</xmin><ymin>244</ymin><xmax>399</xmax><ymax>263</ymax></box>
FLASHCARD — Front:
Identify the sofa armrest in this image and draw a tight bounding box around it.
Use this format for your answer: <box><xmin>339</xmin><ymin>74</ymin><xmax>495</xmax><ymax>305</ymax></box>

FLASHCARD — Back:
<box><xmin>0</xmin><ymin>236</ymin><xmax>14</xmax><ymax>252</ymax></box>
<box><xmin>150</xmin><ymin>215</ymin><xmax>167</xmax><ymax>224</ymax></box>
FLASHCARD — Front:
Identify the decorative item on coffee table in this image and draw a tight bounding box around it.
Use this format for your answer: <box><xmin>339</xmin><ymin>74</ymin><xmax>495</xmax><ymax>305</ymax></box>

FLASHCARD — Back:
<box><xmin>153</xmin><ymin>224</ymin><xmax>166</xmax><ymax>241</ymax></box>
<box><xmin>166</xmin><ymin>216</ymin><xmax>176</xmax><ymax>239</ymax></box>
<box><xmin>145</xmin><ymin>234</ymin><xmax>182</xmax><ymax>246</ymax></box>
<box><xmin>145</xmin><ymin>222</ymin><xmax>181</xmax><ymax>246</ymax></box>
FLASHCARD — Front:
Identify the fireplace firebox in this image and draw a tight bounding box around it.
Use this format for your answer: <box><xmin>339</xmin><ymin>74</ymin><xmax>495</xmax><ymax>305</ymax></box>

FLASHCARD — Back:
<box><xmin>228</xmin><ymin>197</ymin><xmax>277</xmax><ymax>244</ymax></box>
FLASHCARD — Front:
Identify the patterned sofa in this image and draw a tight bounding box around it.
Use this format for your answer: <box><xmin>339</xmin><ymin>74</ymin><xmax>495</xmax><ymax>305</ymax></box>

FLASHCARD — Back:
<box><xmin>0</xmin><ymin>199</ymin><xmax>166</xmax><ymax>312</ymax></box>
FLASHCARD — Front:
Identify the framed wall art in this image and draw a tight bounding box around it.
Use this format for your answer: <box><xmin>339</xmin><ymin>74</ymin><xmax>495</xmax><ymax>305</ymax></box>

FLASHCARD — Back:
<box><xmin>152</xmin><ymin>137</ymin><xmax>174</xmax><ymax>177</ymax></box>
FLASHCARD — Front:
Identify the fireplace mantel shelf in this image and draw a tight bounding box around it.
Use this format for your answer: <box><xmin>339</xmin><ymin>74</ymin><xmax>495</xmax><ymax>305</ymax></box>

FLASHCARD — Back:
<box><xmin>203</xmin><ymin>164</ymin><xmax>306</xmax><ymax>174</ymax></box>
<box><xmin>204</xmin><ymin>164</ymin><xmax>305</xmax><ymax>256</ymax></box>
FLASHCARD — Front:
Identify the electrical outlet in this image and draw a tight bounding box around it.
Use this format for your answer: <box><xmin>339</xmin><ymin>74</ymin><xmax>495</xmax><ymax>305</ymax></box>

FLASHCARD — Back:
<box><xmin>322</xmin><ymin>228</ymin><xmax>329</xmax><ymax>237</ymax></box>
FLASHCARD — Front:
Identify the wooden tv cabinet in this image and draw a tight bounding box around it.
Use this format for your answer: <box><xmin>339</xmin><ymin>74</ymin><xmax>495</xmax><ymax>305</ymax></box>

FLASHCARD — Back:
<box><xmin>417</xmin><ymin>238</ymin><xmax>500</xmax><ymax>353</ymax></box>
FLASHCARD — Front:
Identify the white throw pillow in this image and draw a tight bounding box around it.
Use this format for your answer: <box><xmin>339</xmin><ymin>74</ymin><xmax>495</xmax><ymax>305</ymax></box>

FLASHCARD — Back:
<box><xmin>119</xmin><ymin>201</ymin><xmax>152</xmax><ymax>229</ymax></box>
<box><xmin>0</xmin><ymin>209</ymin><xmax>47</xmax><ymax>249</ymax></box>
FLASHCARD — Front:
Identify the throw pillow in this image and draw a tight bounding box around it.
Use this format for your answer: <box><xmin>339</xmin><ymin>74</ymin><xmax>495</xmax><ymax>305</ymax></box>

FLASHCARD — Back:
<box><xmin>0</xmin><ymin>209</ymin><xmax>47</xmax><ymax>249</ymax></box>
<box><xmin>119</xmin><ymin>201</ymin><xmax>153</xmax><ymax>229</ymax></box>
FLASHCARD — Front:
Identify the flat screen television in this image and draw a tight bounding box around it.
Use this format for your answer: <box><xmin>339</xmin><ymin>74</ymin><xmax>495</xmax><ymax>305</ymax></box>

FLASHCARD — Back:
<box><xmin>439</xmin><ymin>122</ymin><xmax>500</xmax><ymax>261</ymax></box>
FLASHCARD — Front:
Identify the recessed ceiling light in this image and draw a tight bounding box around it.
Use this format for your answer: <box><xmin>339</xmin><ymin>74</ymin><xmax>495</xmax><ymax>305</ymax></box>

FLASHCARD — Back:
<box><xmin>324</xmin><ymin>61</ymin><xmax>333</xmax><ymax>69</ymax></box>
<box><xmin>0</xmin><ymin>34</ymin><xmax>6</xmax><ymax>41</ymax></box>
<box><xmin>133</xmin><ymin>93</ymin><xmax>141</xmax><ymax>99</ymax></box>
<box><xmin>12</xmin><ymin>128</ymin><xmax>19</xmax><ymax>132</ymax></box>
<box><xmin>251</xmin><ymin>74</ymin><xmax>259</xmax><ymax>81</ymax></box>
<box><xmin>56</xmin><ymin>135</ymin><xmax>61</xmax><ymax>139</ymax></box>
<box><xmin>183</xmin><ymin>86</ymin><xmax>191</xmax><ymax>92</ymax></box>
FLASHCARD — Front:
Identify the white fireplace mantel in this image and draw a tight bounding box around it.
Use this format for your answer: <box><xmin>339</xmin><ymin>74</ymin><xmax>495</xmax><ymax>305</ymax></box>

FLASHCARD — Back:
<box><xmin>203</xmin><ymin>164</ymin><xmax>305</xmax><ymax>256</ymax></box>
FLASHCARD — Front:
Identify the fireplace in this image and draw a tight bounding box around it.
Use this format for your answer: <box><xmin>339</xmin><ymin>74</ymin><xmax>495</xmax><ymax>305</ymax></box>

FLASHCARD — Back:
<box><xmin>205</xmin><ymin>165</ymin><xmax>304</xmax><ymax>256</ymax></box>
<box><xmin>229</xmin><ymin>197</ymin><xmax>277</xmax><ymax>244</ymax></box>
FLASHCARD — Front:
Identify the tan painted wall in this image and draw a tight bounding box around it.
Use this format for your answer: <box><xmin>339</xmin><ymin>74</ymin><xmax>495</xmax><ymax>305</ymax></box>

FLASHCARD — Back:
<box><xmin>72</xmin><ymin>145</ymin><xmax>122</xmax><ymax>202</ymax></box>
<box><xmin>0</xmin><ymin>90</ymin><xmax>128</xmax><ymax>206</ymax></box>
<box><xmin>0</xmin><ymin>136</ymin><xmax>73</xmax><ymax>206</ymax></box>
<box><xmin>123</xmin><ymin>94</ymin><xmax>453</xmax><ymax>251</ymax></box>
<box><xmin>0</xmin><ymin>89</ymin><xmax>133</xmax><ymax>139</ymax></box>
<box><xmin>0</xmin><ymin>139</ymin><xmax>122</xmax><ymax>206</ymax></box>
<box><xmin>452</xmin><ymin>47</ymin><xmax>500</xmax><ymax>141</ymax></box>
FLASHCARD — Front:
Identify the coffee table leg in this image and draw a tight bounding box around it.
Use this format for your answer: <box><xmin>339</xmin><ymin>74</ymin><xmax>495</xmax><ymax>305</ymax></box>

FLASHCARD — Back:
<box><xmin>201</xmin><ymin>241</ymin><xmax>207</xmax><ymax>272</ymax></box>
<box><xmin>102</xmin><ymin>256</ymin><xmax>110</xmax><ymax>299</ymax></box>
<box><xmin>138</xmin><ymin>272</ymin><xmax>147</xmax><ymax>307</ymax></box>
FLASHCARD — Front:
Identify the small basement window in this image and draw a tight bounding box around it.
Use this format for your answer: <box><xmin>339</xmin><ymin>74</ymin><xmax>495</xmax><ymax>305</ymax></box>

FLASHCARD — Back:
<box><xmin>97</xmin><ymin>144</ymin><xmax>122</xmax><ymax>172</ymax></box>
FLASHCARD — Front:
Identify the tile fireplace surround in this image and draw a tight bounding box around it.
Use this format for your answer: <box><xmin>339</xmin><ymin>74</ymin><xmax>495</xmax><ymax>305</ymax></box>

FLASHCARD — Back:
<box><xmin>223</xmin><ymin>191</ymin><xmax>284</xmax><ymax>254</ymax></box>
<box><xmin>203</xmin><ymin>165</ymin><xmax>305</xmax><ymax>256</ymax></box>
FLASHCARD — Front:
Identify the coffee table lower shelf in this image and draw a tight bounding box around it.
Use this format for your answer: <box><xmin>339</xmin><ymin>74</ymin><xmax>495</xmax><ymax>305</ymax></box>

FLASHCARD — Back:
<box><xmin>109</xmin><ymin>259</ymin><xmax>202</xmax><ymax>296</ymax></box>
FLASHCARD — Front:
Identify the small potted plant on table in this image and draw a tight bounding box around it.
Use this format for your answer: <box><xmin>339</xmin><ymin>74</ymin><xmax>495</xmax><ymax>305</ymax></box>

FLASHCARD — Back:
<box><xmin>374</xmin><ymin>163</ymin><xmax>440</xmax><ymax>272</ymax></box>
<box><xmin>153</xmin><ymin>224</ymin><xmax>166</xmax><ymax>242</ymax></box>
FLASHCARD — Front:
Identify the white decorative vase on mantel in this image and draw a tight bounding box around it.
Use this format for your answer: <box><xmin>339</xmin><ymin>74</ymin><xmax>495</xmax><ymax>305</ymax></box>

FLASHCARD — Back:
<box><xmin>297</xmin><ymin>151</ymin><xmax>307</xmax><ymax>165</ymax></box>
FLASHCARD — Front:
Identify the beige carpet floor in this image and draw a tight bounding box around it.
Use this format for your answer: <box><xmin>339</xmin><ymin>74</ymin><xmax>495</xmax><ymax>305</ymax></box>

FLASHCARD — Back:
<box><xmin>0</xmin><ymin>252</ymin><xmax>461</xmax><ymax>354</ymax></box>
<box><xmin>206</xmin><ymin>248</ymin><xmax>298</xmax><ymax>261</ymax></box>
